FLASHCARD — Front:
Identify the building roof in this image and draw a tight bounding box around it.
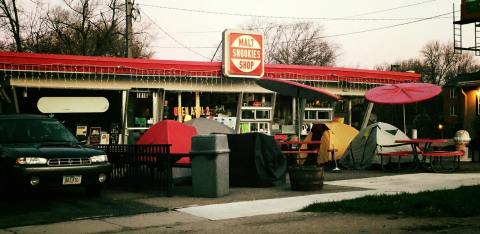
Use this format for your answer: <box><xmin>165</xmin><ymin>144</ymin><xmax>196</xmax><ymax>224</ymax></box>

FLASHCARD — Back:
<box><xmin>0</xmin><ymin>51</ymin><xmax>420</xmax><ymax>84</ymax></box>
<box><xmin>445</xmin><ymin>71</ymin><xmax>480</xmax><ymax>87</ymax></box>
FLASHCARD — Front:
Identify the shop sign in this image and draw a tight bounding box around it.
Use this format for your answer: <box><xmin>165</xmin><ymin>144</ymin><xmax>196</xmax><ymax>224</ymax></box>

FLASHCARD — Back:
<box><xmin>37</xmin><ymin>97</ymin><xmax>109</xmax><ymax>113</ymax></box>
<box><xmin>173</xmin><ymin>106</ymin><xmax>211</xmax><ymax>117</ymax></box>
<box><xmin>223</xmin><ymin>29</ymin><xmax>264</xmax><ymax>78</ymax></box>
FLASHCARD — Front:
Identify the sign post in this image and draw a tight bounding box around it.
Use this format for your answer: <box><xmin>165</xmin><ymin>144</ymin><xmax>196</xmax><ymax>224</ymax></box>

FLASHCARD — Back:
<box><xmin>223</xmin><ymin>30</ymin><xmax>264</xmax><ymax>78</ymax></box>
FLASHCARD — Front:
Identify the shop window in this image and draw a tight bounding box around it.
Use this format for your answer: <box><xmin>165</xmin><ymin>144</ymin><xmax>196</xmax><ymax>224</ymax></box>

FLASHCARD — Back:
<box><xmin>240</xmin><ymin>107</ymin><xmax>272</xmax><ymax>121</ymax></box>
<box><xmin>239</xmin><ymin>106</ymin><xmax>273</xmax><ymax>135</ymax></box>
<box><xmin>127</xmin><ymin>92</ymin><xmax>152</xmax><ymax>127</ymax></box>
<box><xmin>256</xmin><ymin>110</ymin><xmax>270</xmax><ymax>120</ymax></box>
<box><xmin>240</xmin><ymin>122</ymin><xmax>270</xmax><ymax>134</ymax></box>
<box><xmin>241</xmin><ymin>109</ymin><xmax>255</xmax><ymax>120</ymax></box>
<box><xmin>304</xmin><ymin>108</ymin><xmax>333</xmax><ymax>122</ymax></box>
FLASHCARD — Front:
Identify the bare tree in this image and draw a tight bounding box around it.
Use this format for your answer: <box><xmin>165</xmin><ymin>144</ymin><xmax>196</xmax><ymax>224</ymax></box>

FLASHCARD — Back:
<box><xmin>215</xmin><ymin>21</ymin><xmax>338</xmax><ymax>66</ymax></box>
<box><xmin>374</xmin><ymin>58</ymin><xmax>424</xmax><ymax>73</ymax></box>
<box><xmin>375</xmin><ymin>41</ymin><xmax>479</xmax><ymax>86</ymax></box>
<box><xmin>422</xmin><ymin>41</ymin><xmax>478</xmax><ymax>85</ymax></box>
<box><xmin>0</xmin><ymin>0</ymin><xmax>152</xmax><ymax>58</ymax></box>
<box><xmin>268</xmin><ymin>22</ymin><xmax>337</xmax><ymax>66</ymax></box>
<box><xmin>0</xmin><ymin>0</ymin><xmax>23</xmax><ymax>51</ymax></box>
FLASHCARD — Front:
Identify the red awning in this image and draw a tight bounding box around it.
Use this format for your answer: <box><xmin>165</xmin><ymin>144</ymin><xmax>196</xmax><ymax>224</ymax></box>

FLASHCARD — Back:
<box><xmin>0</xmin><ymin>51</ymin><xmax>420</xmax><ymax>84</ymax></box>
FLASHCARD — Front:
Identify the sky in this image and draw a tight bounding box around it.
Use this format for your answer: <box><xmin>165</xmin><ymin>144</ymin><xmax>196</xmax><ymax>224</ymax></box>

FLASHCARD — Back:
<box><xmin>134</xmin><ymin>0</ymin><xmax>467</xmax><ymax>69</ymax></box>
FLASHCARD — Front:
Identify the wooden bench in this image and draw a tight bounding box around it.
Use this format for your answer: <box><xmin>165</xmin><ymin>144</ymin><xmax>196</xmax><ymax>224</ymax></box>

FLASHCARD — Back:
<box><xmin>422</xmin><ymin>151</ymin><xmax>464</xmax><ymax>172</ymax></box>
<box><xmin>277</xmin><ymin>140</ymin><xmax>321</xmax><ymax>166</ymax></box>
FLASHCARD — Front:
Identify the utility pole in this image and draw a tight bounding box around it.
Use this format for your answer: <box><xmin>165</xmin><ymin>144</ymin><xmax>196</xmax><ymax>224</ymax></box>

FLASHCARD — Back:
<box><xmin>125</xmin><ymin>0</ymin><xmax>133</xmax><ymax>58</ymax></box>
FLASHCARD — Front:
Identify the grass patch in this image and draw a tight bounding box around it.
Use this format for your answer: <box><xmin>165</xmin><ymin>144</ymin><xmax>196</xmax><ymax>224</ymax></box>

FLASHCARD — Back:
<box><xmin>301</xmin><ymin>185</ymin><xmax>480</xmax><ymax>218</ymax></box>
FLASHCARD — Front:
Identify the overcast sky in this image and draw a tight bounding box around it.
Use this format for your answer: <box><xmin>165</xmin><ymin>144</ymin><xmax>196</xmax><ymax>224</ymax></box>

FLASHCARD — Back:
<box><xmin>135</xmin><ymin>0</ymin><xmax>464</xmax><ymax>69</ymax></box>
<box><xmin>39</xmin><ymin>0</ymin><xmax>474</xmax><ymax>69</ymax></box>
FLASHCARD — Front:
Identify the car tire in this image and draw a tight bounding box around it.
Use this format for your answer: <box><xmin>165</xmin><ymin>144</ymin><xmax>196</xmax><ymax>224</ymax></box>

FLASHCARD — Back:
<box><xmin>85</xmin><ymin>185</ymin><xmax>102</xmax><ymax>196</ymax></box>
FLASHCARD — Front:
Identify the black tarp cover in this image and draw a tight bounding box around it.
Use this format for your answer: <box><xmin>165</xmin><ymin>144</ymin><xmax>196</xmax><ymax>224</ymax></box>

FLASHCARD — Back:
<box><xmin>227</xmin><ymin>133</ymin><xmax>287</xmax><ymax>187</ymax></box>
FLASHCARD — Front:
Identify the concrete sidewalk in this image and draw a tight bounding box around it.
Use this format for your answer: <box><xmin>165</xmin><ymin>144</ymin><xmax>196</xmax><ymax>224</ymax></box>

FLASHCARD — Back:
<box><xmin>178</xmin><ymin>173</ymin><xmax>480</xmax><ymax>220</ymax></box>
<box><xmin>2</xmin><ymin>173</ymin><xmax>480</xmax><ymax>234</ymax></box>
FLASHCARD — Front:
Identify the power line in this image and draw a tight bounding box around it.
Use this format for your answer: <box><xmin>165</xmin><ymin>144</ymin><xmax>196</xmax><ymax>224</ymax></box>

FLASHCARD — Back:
<box><xmin>150</xmin><ymin>46</ymin><xmax>217</xmax><ymax>49</ymax></box>
<box><xmin>302</xmin><ymin>11</ymin><xmax>453</xmax><ymax>41</ymax></box>
<box><xmin>139</xmin><ymin>9</ymin><xmax>210</xmax><ymax>60</ymax></box>
<box><xmin>345</xmin><ymin>0</ymin><xmax>438</xmax><ymax>18</ymax></box>
<box><xmin>138</xmin><ymin>2</ymin><xmax>446</xmax><ymax>22</ymax></box>
<box><xmin>150</xmin><ymin>11</ymin><xmax>454</xmax><ymax>48</ymax></box>
<box><xmin>167</xmin><ymin>14</ymin><xmax>450</xmax><ymax>35</ymax></box>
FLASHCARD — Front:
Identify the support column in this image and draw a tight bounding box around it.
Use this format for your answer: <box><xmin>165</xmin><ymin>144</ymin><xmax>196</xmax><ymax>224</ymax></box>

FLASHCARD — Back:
<box><xmin>347</xmin><ymin>98</ymin><xmax>352</xmax><ymax>126</ymax></box>
<box><xmin>235</xmin><ymin>92</ymin><xmax>243</xmax><ymax>133</ymax></box>
<box><xmin>121</xmin><ymin>90</ymin><xmax>128</xmax><ymax>144</ymax></box>
<box><xmin>11</xmin><ymin>86</ymin><xmax>19</xmax><ymax>113</ymax></box>
<box><xmin>195</xmin><ymin>91</ymin><xmax>201</xmax><ymax>118</ymax></box>
<box><xmin>298</xmin><ymin>98</ymin><xmax>306</xmax><ymax>139</ymax></box>
<box><xmin>271</xmin><ymin>93</ymin><xmax>277</xmax><ymax>131</ymax></box>
<box><xmin>292</xmin><ymin>97</ymin><xmax>297</xmax><ymax>125</ymax></box>
<box><xmin>152</xmin><ymin>91</ymin><xmax>159</xmax><ymax>124</ymax></box>
<box><xmin>158</xmin><ymin>89</ymin><xmax>165</xmax><ymax>121</ymax></box>
<box><xmin>177</xmin><ymin>92</ymin><xmax>183</xmax><ymax>122</ymax></box>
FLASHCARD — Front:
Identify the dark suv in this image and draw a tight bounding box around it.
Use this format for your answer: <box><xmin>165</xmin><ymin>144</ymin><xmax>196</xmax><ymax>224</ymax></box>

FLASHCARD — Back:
<box><xmin>0</xmin><ymin>114</ymin><xmax>112</xmax><ymax>194</ymax></box>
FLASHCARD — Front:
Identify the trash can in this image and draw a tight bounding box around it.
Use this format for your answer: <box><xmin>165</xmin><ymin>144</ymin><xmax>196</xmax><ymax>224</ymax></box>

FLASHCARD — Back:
<box><xmin>190</xmin><ymin>134</ymin><xmax>230</xmax><ymax>197</ymax></box>
<box><xmin>454</xmin><ymin>130</ymin><xmax>471</xmax><ymax>161</ymax></box>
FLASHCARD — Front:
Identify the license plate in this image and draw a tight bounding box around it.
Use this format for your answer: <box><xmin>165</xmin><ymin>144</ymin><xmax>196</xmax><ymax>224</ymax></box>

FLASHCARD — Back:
<box><xmin>62</xmin><ymin>175</ymin><xmax>82</xmax><ymax>185</ymax></box>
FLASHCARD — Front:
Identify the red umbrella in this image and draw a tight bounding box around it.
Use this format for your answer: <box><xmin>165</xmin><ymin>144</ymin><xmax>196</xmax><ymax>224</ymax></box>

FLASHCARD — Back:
<box><xmin>137</xmin><ymin>120</ymin><xmax>198</xmax><ymax>165</ymax></box>
<box><xmin>256</xmin><ymin>77</ymin><xmax>340</xmax><ymax>139</ymax></box>
<box><xmin>365</xmin><ymin>83</ymin><xmax>441</xmax><ymax>104</ymax></box>
<box><xmin>365</xmin><ymin>83</ymin><xmax>442</xmax><ymax>133</ymax></box>
<box><xmin>256</xmin><ymin>77</ymin><xmax>340</xmax><ymax>101</ymax></box>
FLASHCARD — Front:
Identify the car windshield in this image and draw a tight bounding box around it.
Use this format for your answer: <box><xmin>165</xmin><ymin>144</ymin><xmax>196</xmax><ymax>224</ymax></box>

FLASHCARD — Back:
<box><xmin>0</xmin><ymin>118</ymin><xmax>78</xmax><ymax>144</ymax></box>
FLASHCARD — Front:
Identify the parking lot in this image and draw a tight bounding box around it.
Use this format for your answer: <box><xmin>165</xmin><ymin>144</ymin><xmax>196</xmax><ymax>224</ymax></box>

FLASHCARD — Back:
<box><xmin>0</xmin><ymin>187</ymin><xmax>167</xmax><ymax>229</ymax></box>
<box><xmin>2</xmin><ymin>163</ymin><xmax>480</xmax><ymax>229</ymax></box>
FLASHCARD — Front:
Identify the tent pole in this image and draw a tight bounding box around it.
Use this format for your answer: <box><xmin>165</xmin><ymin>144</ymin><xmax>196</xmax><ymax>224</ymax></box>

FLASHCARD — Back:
<box><xmin>361</xmin><ymin>102</ymin><xmax>374</xmax><ymax>130</ymax></box>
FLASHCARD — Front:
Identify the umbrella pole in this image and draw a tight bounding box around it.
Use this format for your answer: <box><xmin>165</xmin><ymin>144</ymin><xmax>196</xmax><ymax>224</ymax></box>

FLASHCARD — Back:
<box><xmin>361</xmin><ymin>102</ymin><xmax>374</xmax><ymax>130</ymax></box>
<box><xmin>297</xmin><ymin>97</ymin><xmax>302</xmax><ymax>140</ymax></box>
<box><xmin>403</xmin><ymin>104</ymin><xmax>406</xmax><ymax>134</ymax></box>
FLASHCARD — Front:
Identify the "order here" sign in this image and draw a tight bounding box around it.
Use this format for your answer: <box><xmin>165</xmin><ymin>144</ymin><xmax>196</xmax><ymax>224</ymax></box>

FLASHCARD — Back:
<box><xmin>223</xmin><ymin>29</ymin><xmax>264</xmax><ymax>78</ymax></box>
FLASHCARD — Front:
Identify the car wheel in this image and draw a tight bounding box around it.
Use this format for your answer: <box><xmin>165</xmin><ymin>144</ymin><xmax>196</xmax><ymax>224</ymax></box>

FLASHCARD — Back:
<box><xmin>85</xmin><ymin>185</ymin><xmax>102</xmax><ymax>196</ymax></box>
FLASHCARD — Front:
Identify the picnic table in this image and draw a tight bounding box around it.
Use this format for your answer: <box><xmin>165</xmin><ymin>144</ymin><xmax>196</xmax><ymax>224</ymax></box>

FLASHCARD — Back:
<box><xmin>393</xmin><ymin>139</ymin><xmax>463</xmax><ymax>172</ymax></box>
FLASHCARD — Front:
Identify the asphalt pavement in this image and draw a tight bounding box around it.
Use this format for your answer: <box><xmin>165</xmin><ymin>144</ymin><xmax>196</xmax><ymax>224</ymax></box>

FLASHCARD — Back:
<box><xmin>1</xmin><ymin>164</ymin><xmax>480</xmax><ymax>233</ymax></box>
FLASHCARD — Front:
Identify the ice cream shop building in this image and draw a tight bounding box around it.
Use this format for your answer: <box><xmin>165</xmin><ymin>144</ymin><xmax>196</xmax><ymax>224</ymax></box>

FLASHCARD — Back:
<box><xmin>0</xmin><ymin>50</ymin><xmax>419</xmax><ymax>144</ymax></box>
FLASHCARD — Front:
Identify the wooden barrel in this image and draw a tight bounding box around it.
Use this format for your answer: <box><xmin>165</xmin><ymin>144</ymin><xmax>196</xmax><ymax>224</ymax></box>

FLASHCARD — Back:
<box><xmin>288</xmin><ymin>166</ymin><xmax>324</xmax><ymax>191</ymax></box>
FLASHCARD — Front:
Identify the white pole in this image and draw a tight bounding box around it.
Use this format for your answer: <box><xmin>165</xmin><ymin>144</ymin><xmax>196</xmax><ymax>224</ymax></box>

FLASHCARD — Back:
<box><xmin>361</xmin><ymin>102</ymin><xmax>374</xmax><ymax>130</ymax></box>
<box><xmin>403</xmin><ymin>104</ymin><xmax>406</xmax><ymax>134</ymax></box>
<box><xmin>177</xmin><ymin>92</ymin><xmax>183</xmax><ymax>122</ymax></box>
